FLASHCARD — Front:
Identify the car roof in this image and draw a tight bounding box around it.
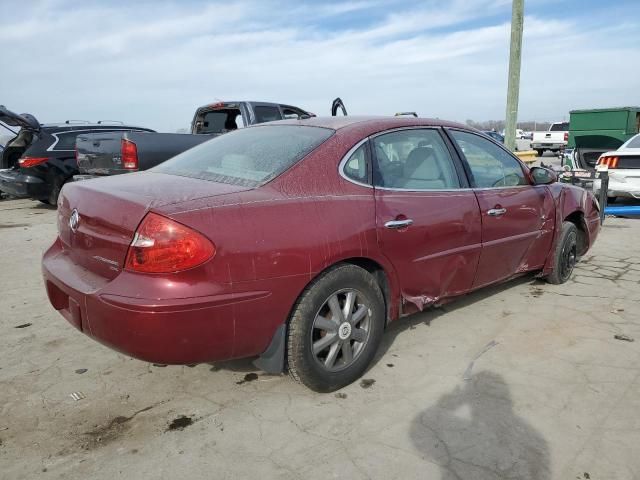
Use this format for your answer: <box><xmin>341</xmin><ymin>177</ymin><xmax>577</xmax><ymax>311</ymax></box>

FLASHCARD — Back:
<box><xmin>272</xmin><ymin>115</ymin><xmax>469</xmax><ymax>132</ymax></box>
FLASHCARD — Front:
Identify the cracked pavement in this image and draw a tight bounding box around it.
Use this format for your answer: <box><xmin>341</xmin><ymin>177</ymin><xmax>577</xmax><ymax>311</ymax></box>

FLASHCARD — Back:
<box><xmin>1</xmin><ymin>198</ymin><xmax>639</xmax><ymax>479</ymax></box>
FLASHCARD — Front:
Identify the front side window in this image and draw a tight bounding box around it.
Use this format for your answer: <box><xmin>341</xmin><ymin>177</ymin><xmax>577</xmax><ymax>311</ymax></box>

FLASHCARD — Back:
<box><xmin>153</xmin><ymin>125</ymin><xmax>333</xmax><ymax>187</ymax></box>
<box><xmin>372</xmin><ymin>129</ymin><xmax>461</xmax><ymax>190</ymax></box>
<box><xmin>450</xmin><ymin>130</ymin><xmax>527</xmax><ymax>188</ymax></box>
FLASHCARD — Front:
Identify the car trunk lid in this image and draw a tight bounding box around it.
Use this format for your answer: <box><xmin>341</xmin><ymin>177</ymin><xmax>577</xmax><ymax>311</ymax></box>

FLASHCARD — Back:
<box><xmin>57</xmin><ymin>172</ymin><xmax>252</xmax><ymax>280</ymax></box>
<box><xmin>0</xmin><ymin>105</ymin><xmax>40</xmax><ymax>132</ymax></box>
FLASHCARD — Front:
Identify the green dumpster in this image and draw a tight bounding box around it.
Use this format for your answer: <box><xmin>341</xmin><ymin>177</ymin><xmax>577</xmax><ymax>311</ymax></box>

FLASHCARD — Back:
<box><xmin>566</xmin><ymin>107</ymin><xmax>640</xmax><ymax>170</ymax></box>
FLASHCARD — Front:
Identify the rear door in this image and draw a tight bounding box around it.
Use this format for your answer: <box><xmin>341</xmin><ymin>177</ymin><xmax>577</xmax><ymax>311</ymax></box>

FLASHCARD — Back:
<box><xmin>372</xmin><ymin>128</ymin><xmax>482</xmax><ymax>308</ymax></box>
<box><xmin>447</xmin><ymin>130</ymin><xmax>555</xmax><ymax>288</ymax></box>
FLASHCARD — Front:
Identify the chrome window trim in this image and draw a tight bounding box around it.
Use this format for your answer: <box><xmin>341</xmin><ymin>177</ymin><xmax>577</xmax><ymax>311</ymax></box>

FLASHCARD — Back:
<box><xmin>338</xmin><ymin>126</ymin><xmax>537</xmax><ymax>193</ymax></box>
<box><xmin>375</xmin><ymin>186</ymin><xmax>474</xmax><ymax>192</ymax></box>
<box><xmin>338</xmin><ymin>137</ymin><xmax>373</xmax><ymax>189</ymax></box>
<box><xmin>46</xmin><ymin>128</ymin><xmax>148</xmax><ymax>152</ymax></box>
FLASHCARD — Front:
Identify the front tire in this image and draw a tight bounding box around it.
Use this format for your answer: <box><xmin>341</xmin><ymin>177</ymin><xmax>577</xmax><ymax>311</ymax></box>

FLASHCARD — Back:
<box><xmin>546</xmin><ymin>222</ymin><xmax>578</xmax><ymax>285</ymax></box>
<box><xmin>287</xmin><ymin>264</ymin><xmax>385</xmax><ymax>392</ymax></box>
<box><xmin>536</xmin><ymin>149</ymin><xmax>544</xmax><ymax>157</ymax></box>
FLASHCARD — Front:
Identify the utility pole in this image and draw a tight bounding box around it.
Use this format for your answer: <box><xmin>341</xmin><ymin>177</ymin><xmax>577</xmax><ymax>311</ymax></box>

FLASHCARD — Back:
<box><xmin>504</xmin><ymin>0</ymin><xmax>524</xmax><ymax>151</ymax></box>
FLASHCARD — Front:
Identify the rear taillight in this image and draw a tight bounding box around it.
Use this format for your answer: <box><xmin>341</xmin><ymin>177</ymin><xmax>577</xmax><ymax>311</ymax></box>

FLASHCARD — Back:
<box><xmin>564</xmin><ymin>132</ymin><xmax>569</xmax><ymax>142</ymax></box>
<box><xmin>125</xmin><ymin>213</ymin><xmax>215</xmax><ymax>274</ymax></box>
<box><xmin>597</xmin><ymin>155</ymin><xmax>619</xmax><ymax>169</ymax></box>
<box><xmin>121</xmin><ymin>138</ymin><xmax>138</xmax><ymax>170</ymax></box>
<box><xmin>18</xmin><ymin>157</ymin><xmax>48</xmax><ymax>168</ymax></box>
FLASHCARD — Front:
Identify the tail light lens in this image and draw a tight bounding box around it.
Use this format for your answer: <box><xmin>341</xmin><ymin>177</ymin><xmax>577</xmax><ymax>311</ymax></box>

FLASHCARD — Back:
<box><xmin>564</xmin><ymin>132</ymin><xmax>569</xmax><ymax>142</ymax></box>
<box><xmin>597</xmin><ymin>156</ymin><xmax>619</xmax><ymax>169</ymax></box>
<box><xmin>125</xmin><ymin>213</ymin><xmax>215</xmax><ymax>273</ymax></box>
<box><xmin>18</xmin><ymin>156</ymin><xmax>48</xmax><ymax>168</ymax></box>
<box><xmin>121</xmin><ymin>138</ymin><xmax>138</xmax><ymax>170</ymax></box>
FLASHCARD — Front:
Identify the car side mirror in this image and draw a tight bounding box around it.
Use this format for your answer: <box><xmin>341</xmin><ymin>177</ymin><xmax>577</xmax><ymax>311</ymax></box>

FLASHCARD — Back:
<box><xmin>530</xmin><ymin>166</ymin><xmax>557</xmax><ymax>185</ymax></box>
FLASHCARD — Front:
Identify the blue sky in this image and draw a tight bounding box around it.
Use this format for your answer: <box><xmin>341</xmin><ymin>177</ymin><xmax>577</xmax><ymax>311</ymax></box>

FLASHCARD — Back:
<box><xmin>1</xmin><ymin>0</ymin><xmax>638</xmax><ymax>132</ymax></box>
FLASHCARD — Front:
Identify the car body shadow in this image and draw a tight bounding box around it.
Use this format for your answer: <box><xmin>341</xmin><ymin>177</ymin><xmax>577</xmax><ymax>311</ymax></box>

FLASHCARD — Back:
<box><xmin>410</xmin><ymin>370</ymin><xmax>550</xmax><ymax>479</ymax></box>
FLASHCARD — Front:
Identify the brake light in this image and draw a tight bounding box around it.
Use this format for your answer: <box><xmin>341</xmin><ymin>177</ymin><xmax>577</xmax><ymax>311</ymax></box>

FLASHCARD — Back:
<box><xmin>597</xmin><ymin>156</ymin><xmax>619</xmax><ymax>169</ymax></box>
<box><xmin>564</xmin><ymin>132</ymin><xmax>569</xmax><ymax>142</ymax></box>
<box><xmin>121</xmin><ymin>138</ymin><xmax>138</xmax><ymax>170</ymax></box>
<box><xmin>125</xmin><ymin>213</ymin><xmax>215</xmax><ymax>273</ymax></box>
<box><xmin>18</xmin><ymin>157</ymin><xmax>48</xmax><ymax>168</ymax></box>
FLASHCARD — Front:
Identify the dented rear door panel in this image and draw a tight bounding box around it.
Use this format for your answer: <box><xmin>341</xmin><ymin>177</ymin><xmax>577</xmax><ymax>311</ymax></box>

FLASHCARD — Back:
<box><xmin>375</xmin><ymin>189</ymin><xmax>482</xmax><ymax>310</ymax></box>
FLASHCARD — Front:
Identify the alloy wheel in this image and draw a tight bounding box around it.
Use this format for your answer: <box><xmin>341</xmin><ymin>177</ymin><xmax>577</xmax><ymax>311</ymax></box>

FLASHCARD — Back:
<box><xmin>311</xmin><ymin>289</ymin><xmax>372</xmax><ymax>372</ymax></box>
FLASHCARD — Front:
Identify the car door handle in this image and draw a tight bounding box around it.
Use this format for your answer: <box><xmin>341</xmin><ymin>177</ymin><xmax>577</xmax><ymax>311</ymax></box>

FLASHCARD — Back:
<box><xmin>384</xmin><ymin>219</ymin><xmax>414</xmax><ymax>229</ymax></box>
<box><xmin>487</xmin><ymin>208</ymin><xmax>507</xmax><ymax>217</ymax></box>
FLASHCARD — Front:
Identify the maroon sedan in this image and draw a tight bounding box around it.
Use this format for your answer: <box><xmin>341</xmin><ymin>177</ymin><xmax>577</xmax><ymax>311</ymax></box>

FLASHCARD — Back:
<box><xmin>42</xmin><ymin>117</ymin><xmax>600</xmax><ymax>392</ymax></box>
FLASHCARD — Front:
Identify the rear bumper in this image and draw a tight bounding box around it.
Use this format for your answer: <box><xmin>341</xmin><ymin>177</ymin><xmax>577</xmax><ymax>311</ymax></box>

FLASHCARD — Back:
<box><xmin>41</xmin><ymin>237</ymin><xmax>287</xmax><ymax>365</ymax></box>
<box><xmin>73</xmin><ymin>174</ymin><xmax>102</xmax><ymax>182</ymax></box>
<box><xmin>0</xmin><ymin>169</ymin><xmax>47</xmax><ymax>199</ymax></box>
<box><xmin>592</xmin><ymin>179</ymin><xmax>640</xmax><ymax>199</ymax></box>
<box><xmin>531</xmin><ymin>142</ymin><xmax>564</xmax><ymax>150</ymax></box>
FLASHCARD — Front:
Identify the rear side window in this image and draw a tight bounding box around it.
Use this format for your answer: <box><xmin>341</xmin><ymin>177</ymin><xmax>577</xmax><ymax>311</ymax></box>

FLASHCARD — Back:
<box><xmin>51</xmin><ymin>132</ymin><xmax>81</xmax><ymax>150</ymax></box>
<box><xmin>343</xmin><ymin>144</ymin><xmax>368</xmax><ymax>183</ymax></box>
<box><xmin>372</xmin><ymin>129</ymin><xmax>461</xmax><ymax>190</ymax></box>
<box><xmin>196</xmin><ymin>109</ymin><xmax>242</xmax><ymax>134</ymax></box>
<box><xmin>450</xmin><ymin>130</ymin><xmax>527</xmax><ymax>188</ymax></box>
<box><xmin>281</xmin><ymin>107</ymin><xmax>305</xmax><ymax>120</ymax></box>
<box><xmin>154</xmin><ymin>125</ymin><xmax>333</xmax><ymax>187</ymax></box>
<box><xmin>254</xmin><ymin>106</ymin><xmax>282</xmax><ymax>123</ymax></box>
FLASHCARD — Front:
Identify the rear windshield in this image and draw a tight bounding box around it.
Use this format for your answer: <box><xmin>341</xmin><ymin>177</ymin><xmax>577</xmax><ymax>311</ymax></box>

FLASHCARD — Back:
<box><xmin>195</xmin><ymin>109</ymin><xmax>242</xmax><ymax>134</ymax></box>
<box><xmin>626</xmin><ymin>136</ymin><xmax>640</xmax><ymax>148</ymax></box>
<box><xmin>550</xmin><ymin>122</ymin><xmax>569</xmax><ymax>131</ymax></box>
<box><xmin>153</xmin><ymin>125</ymin><xmax>334</xmax><ymax>187</ymax></box>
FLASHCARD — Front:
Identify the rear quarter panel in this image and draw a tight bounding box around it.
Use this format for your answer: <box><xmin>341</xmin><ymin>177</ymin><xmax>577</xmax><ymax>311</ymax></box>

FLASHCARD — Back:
<box><xmin>161</xmin><ymin>131</ymin><xmax>399</xmax><ymax>358</ymax></box>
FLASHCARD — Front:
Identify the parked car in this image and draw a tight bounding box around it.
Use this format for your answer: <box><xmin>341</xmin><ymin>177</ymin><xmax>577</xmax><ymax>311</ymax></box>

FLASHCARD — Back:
<box><xmin>0</xmin><ymin>105</ymin><xmax>154</xmax><ymax>204</ymax></box>
<box><xmin>482</xmin><ymin>130</ymin><xmax>504</xmax><ymax>143</ymax></box>
<box><xmin>75</xmin><ymin>100</ymin><xmax>313</xmax><ymax>179</ymax></box>
<box><xmin>532</xmin><ymin>122</ymin><xmax>569</xmax><ymax>156</ymax></box>
<box><xmin>42</xmin><ymin>116</ymin><xmax>601</xmax><ymax>392</ymax></box>
<box><xmin>565</xmin><ymin>107</ymin><xmax>640</xmax><ymax>170</ymax></box>
<box><xmin>592</xmin><ymin>133</ymin><xmax>640</xmax><ymax>202</ymax></box>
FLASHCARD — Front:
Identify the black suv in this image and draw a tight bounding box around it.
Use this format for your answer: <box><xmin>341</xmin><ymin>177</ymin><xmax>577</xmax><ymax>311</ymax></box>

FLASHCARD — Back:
<box><xmin>0</xmin><ymin>105</ymin><xmax>154</xmax><ymax>205</ymax></box>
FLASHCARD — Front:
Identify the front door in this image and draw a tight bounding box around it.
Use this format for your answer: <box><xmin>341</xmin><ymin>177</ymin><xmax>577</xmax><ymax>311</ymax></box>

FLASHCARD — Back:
<box><xmin>447</xmin><ymin>130</ymin><xmax>555</xmax><ymax>289</ymax></box>
<box><xmin>372</xmin><ymin>128</ymin><xmax>482</xmax><ymax>310</ymax></box>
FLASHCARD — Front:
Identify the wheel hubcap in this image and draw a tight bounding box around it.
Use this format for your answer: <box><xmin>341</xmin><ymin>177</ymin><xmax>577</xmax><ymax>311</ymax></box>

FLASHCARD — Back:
<box><xmin>338</xmin><ymin>322</ymin><xmax>352</xmax><ymax>340</ymax></box>
<box><xmin>311</xmin><ymin>289</ymin><xmax>371</xmax><ymax>372</ymax></box>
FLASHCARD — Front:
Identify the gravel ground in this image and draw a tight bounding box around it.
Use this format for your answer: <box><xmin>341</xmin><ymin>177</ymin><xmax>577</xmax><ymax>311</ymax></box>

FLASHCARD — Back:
<box><xmin>1</xmin><ymin>197</ymin><xmax>640</xmax><ymax>480</ymax></box>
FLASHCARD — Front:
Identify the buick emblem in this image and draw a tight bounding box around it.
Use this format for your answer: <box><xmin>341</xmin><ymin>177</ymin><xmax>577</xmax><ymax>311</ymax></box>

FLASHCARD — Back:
<box><xmin>69</xmin><ymin>209</ymin><xmax>80</xmax><ymax>233</ymax></box>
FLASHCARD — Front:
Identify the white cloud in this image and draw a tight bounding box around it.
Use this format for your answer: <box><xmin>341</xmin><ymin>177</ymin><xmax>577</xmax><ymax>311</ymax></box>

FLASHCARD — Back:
<box><xmin>1</xmin><ymin>0</ymin><xmax>638</xmax><ymax>131</ymax></box>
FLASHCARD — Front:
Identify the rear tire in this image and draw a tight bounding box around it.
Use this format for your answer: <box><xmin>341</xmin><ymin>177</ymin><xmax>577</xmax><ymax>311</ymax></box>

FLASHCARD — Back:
<box><xmin>546</xmin><ymin>222</ymin><xmax>578</xmax><ymax>285</ymax></box>
<box><xmin>287</xmin><ymin>264</ymin><xmax>385</xmax><ymax>392</ymax></box>
<box><xmin>607</xmin><ymin>196</ymin><xmax>617</xmax><ymax>204</ymax></box>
